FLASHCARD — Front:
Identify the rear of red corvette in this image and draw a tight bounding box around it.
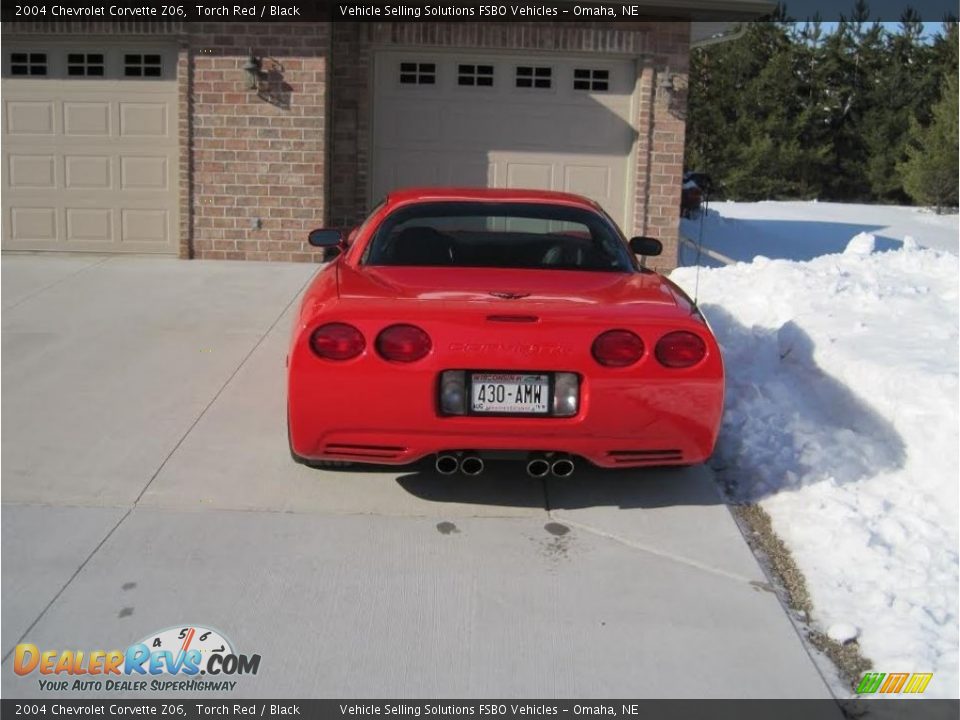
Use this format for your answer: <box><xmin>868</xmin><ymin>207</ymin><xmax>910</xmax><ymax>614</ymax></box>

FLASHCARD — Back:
<box><xmin>287</xmin><ymin>189</ymin><xmax>724</xmax><ymax>474</ymax></box>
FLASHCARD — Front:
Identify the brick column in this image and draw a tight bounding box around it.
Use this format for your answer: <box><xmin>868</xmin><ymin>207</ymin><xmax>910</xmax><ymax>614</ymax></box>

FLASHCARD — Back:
<box><xmin>188</xmin><ymin>22</ymin><xmax>330</xmax><ymax>261</ymax></box>
<box><xmin>636</xmin><ymin>23</ymin><xmax>689</xmax><ymax>272</ymax></box>
<box><xmin>177</xmin><ymin>41</ymin><xmax>193</xmax><ymax>259</ymax></box>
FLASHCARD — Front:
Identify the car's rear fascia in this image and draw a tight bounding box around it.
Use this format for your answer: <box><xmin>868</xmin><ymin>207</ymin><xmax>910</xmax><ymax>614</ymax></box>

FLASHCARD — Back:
<box><xmin>287</xmin><ymin>296</ymin><xmax>723</xmax><ymax>469</ymax></box>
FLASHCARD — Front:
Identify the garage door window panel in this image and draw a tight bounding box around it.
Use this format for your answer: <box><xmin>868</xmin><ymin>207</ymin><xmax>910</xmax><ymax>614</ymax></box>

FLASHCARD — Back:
<box><xmin>574</xmin><ymin>69</ymin><xmax>610</xmax><ymax>92</ymax></box>
<box><xmin>124</xmin><ymin>54</ymin><xmax>163</xmax><ymax>78</ymax></box>
<box><xmin>10</xmin><ymin>53</ymin><xmax>47</xmax><ymax>77</ymax></box>
<box><xmin>458</xmin><ymin>64</ymin><xmax>494</xmax><ymax>87</ymax></box>
<box><xmin>516</xmin><ymin>66</ymin><xmax>552</xmax><ymax>90</ymax></box>
<box><xmin>67</xmin><ymin>53</ymin><xmax>105</xmax><ymax>77</ymax></box>
<box><xmin>399</xmin><ymin>62</ymin><xmax>436</xmax><ymax>86</ymax></box>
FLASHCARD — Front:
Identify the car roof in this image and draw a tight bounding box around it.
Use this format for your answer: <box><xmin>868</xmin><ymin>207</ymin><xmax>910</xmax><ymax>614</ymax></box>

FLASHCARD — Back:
<box><xmin>385</xmin><ymin>187</ymin><xmax>601</xmax><ymax>211</ymax></box>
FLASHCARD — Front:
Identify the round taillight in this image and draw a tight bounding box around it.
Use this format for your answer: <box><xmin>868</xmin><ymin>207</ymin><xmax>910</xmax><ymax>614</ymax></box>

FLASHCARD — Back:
<box><xmin>376</xmin><ymin>324</ymin><xmax>432</xmax><ymax>363</ymax></box>
<box><xmin>310</xmin><ymin>323</ymin><xmax>365</xmax><ymax>360</ymax></box>
<box><xmin>592</xmin><ymin>330</ymin><xmax>644</xmax><ymax>367</ymax></box>
<box><xmin>655</xmin><ymin>331</ymin><xmax>707</xmax><ymax>368</ymax></box>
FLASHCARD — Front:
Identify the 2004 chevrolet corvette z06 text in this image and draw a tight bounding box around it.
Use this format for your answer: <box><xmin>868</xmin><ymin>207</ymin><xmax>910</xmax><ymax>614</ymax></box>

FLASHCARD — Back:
<box><xmin>287</xmin><ymin>188</ymin><xmax>723</xmax><ymax>477</ymax></box>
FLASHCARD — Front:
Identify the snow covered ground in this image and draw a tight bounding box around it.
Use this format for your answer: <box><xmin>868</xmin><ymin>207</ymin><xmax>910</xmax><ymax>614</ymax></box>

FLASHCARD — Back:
<box><xmin>679</xmin><ymin>200</ymin><xmax>959</xmax><ymax>267</ymax></box>
<box><xmin>671</xmin><ymin>202</ymin><xmax>959</xmax><ymax>698</ymax></box>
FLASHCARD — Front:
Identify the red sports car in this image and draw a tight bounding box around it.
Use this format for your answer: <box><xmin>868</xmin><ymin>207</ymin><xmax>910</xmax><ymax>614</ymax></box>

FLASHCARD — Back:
<box><xmin>287</xmin><ymin>188</ymin><xmax>723</xmax><ymax>477</ymax></box>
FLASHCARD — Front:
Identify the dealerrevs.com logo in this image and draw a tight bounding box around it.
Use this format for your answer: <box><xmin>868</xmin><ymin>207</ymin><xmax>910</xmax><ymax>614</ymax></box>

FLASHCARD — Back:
<box><xmin>13</xmin><ymin>625</ymin><xmax>261</xmax><ymax>692</ymax></box>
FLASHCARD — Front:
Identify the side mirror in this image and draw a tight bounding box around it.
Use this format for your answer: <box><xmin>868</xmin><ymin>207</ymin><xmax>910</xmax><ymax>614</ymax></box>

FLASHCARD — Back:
<box><xmin>629</xmin><ymin>236</ymin><xmax>663</xmax><ymax>256</ymax></box>
<box><xmin>308</xmin><ymin>228</ymin><xmax>343</xmax><ymax>247</ymax></box>
<box><xmin>308</xmin><ymin>228</ymin><xmax>344</xmax><ymax>261</ymax></box>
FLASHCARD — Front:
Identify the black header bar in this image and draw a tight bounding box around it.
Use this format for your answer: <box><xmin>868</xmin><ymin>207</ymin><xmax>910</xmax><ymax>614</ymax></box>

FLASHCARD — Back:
<box><xmin>3</xmin><ymin>0</ymin><xmax>958</xmax><ymax>23</ymax></box>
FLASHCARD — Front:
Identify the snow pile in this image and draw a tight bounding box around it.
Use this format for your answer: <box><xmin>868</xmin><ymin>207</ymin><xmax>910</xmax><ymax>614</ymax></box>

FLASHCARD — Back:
<box><xmin>827</xmin><ymin>623</ymin><xmax>860</xmax><ymax>645</ymax></box>
<box><xmin>844</xmin><ymin>232</ymin><xmax>876</xmax><ymax>256</ymax></box>
<box><xmin>671</xmin><ymin>242</ymin><xmax>959</xmax><ymax>698</ymax></box>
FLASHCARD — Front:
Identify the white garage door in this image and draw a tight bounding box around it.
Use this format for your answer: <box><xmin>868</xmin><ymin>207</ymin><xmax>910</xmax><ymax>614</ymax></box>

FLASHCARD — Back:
<box><xmin>372</xmin><ymin>51</ymin><xmax>637</xmax><ymax>229</ymax></box>
<box><xmin>2</xmin><ymin>43</ymin><xmax>179</xmax><ymax>254</ymax></box>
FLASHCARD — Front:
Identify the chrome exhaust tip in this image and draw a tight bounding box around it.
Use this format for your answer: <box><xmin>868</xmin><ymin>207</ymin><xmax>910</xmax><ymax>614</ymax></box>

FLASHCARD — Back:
<box><xmin>526</xmin><ymin>458</ymin><xmax>551</xmax><ymax>478</ymax></box>
<box><xmin>435</xmin><ymin>454</ymin><xmax>460</xmax><ymax>475</ymax></box>
<box><xmin>460</xmin><ymin>455</ymin><xmax>484</xmax><ymax>476</ymax></box>
<box><xmin>551</xmin><ymin>458</ymin><xmax>575</xmax><ymax>478</ymax></box>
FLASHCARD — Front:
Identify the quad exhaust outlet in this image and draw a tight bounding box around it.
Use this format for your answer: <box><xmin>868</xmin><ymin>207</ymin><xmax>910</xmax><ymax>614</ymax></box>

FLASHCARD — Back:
<box><xmin>460</xmin><ymin>454</ymin><xmax>485</xmax><ymax>476</ymax></box>
<box><xmin>527</xmin><ymin>454</ymin><xmax>576</xmax><ymax>478</ymax></box>
<box><xmin>436</xmin><ymin>452</ymin><xmax>574</xmax><ymax>477</ymax></box>
<box><xmin>526</xmin><ymin>457</ymin><xmax>551</xmax><ymax>478</ymax></box>
<box><xmin>435</xmin><ymin>454</ymin><xmax>459</xmax><ymax>475</ymax></box>
<box><xmin>435</xmin><ymin>452</ymin><xmax>485</xmax><ymax>476</ymax></box>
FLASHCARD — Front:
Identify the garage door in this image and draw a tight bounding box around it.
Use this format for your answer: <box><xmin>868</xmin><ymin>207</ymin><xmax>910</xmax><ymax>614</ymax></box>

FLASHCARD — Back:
<box><xmin>2</xmin><ymin>43</ymin><xmax>179</xmax><ymax>254</ymax></box>
<box><xmin>372</xmin><ymin>51</ymin><xmax>637</xmax><ymax>229</ymax></box>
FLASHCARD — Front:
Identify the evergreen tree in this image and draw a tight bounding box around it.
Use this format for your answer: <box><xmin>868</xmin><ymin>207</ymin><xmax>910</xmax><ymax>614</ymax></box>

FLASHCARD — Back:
<box><xmin>724</xmin><ymin>20</ymin><xmax>805</xmax><ymax>199</ymax></box>
<box><xmin>683</xmin><ymin>6</ymin><xmax>959</xmax><ymax>206</ymax></box>
<box><xmin>792</xmin><ymin>15</ymin><xmax>841</xmax><ymax>198</ymax></box>
<box><xmin>898</xmin><ymin>29</ymin><xmax>959</xmax><ymax>212</ymax></box>
<box><xmin>861</xmin><ymin>13</ymin><xmax>929</xmax><ymax>202</ymax></box>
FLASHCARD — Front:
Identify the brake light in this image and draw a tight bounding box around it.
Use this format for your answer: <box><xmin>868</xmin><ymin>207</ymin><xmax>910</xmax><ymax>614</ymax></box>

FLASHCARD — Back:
<box><xmin>376</xmin><ymin>324</ymin><xmax>432</xmax><ymax>362</ymax></box>
<box><xmin>655</xmin><ymin>331</ymin><xmax>707</xmax><ymax>368</ymax></box>
<box><xmin>592</xmin><ymin>330</ymin><xmax>644</xmax><ymax>367</ymax></box>
<box><xmin>310</xmin><ymin>323</ymin><xmax>365</xmax><ymax>360</ymax></box>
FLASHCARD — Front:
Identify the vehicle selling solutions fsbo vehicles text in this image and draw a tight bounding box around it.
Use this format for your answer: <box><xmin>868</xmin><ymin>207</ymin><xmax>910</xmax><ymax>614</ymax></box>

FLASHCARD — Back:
<box><xmin>338</xmin><ymin>4</ymin><xmax>561</xmax><ymax>18</ymax></box>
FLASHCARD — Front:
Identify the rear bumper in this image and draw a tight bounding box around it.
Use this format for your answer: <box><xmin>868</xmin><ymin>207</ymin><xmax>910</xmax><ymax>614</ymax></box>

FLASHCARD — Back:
<box><xmin>288</xmin><ymin>368</ymin><xmax>722</xmax><ymax>469</ymax></box>
<box><xmin>296</xmin><ymin>429</ymin><xmax>705</xmax><ymax>468</ymax></box>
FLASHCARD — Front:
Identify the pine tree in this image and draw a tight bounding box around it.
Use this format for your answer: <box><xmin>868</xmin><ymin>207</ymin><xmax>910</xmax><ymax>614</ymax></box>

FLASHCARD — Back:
<box><xmin>898</xmin><ymin>45</ymin><xmax>959</xmax><ymax>212</ymax></box>
<box><xmin>724</xmin><ymin>19</ymin><xmax>805</xmax><ymax>199</ymax></box>
<box><xmin>792</xmin><ymin>15</ymin><xmax>836</xmax><ymax>198</ymax></box>
<box><xmin>683</xmin><ymin>8</ymin><xmax>958</xmax><ymax>206</ymax></box>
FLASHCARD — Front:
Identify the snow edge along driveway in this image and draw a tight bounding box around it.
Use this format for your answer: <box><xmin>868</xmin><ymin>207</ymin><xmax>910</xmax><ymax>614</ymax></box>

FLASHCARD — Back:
<box><xmin>671</xmin><ymin>229</ymin><xmax>959</xmax><ymax>699</ymax></box>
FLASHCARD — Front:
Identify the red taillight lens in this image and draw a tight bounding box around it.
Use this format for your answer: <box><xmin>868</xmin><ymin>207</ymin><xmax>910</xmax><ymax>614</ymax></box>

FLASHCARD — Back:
<box><xmin>376</xmin><ymin>324</ymin><xmax>432</xmax><ymax>363</ymax></box>
<box><xmin>592</xmin><ymin>330</ymin><xmax>645</xmax><ymax>367</ymax></box>
<box><xmin>310</xmin><ymin>323</ymin><xmax>365</xmax><ymax>360</ymax></box>
<box><xmin>655</xmin><ymin>331</ymin><xmax>707</xmax><ymax>368</ymax></box>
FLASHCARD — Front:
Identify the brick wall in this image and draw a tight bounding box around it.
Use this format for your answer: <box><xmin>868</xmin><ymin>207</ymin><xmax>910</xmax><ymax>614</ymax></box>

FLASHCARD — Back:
<box><xmin>187</xmin><ymin>23</ymin><xmax>328</xmax><ymax>261</ymax></box>
<box><xmin>329</xmin><ymin>21</ymin><xmax>689</xmax><ymax>271</ymax></box>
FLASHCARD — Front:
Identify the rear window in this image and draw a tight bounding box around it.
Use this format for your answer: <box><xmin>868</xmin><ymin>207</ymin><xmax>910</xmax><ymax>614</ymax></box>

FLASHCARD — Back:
<box><xmin>364</xmin><ymin>202</ymin><xmax>633</xmax><ymax>272</ymax></box>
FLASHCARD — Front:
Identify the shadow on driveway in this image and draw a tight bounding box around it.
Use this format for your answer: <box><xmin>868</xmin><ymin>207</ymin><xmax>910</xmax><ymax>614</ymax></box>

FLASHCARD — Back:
<box><xmin>305</xmin><ymin>457</ymin><xmax>723</xmax><ymax>511</ymax></box>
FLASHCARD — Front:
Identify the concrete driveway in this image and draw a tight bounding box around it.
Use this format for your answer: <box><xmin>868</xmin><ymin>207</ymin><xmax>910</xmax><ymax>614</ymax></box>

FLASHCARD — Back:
<box><xmin>2</xmin><ymin>254</ymin><xmax>833</xmax><ymax>699</ymax></box>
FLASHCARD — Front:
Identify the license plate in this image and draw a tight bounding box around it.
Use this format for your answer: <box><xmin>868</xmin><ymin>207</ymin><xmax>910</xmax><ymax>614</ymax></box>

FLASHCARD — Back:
<box><xmin>470</xmin><ymin>373</ymin><xmax>550</xmax><ymax>414</ymax></box>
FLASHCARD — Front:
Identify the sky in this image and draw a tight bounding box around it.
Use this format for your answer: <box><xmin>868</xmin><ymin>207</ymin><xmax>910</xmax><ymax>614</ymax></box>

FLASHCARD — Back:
<box><xmin>799</xmin><ymin>21</ymin><xmax>945</xmax><ymax>41</ymax></box>
<box><xmin>782</xmin><ymin>0</ymin><xmax>958</xmax><ymax>22</ymax></box>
